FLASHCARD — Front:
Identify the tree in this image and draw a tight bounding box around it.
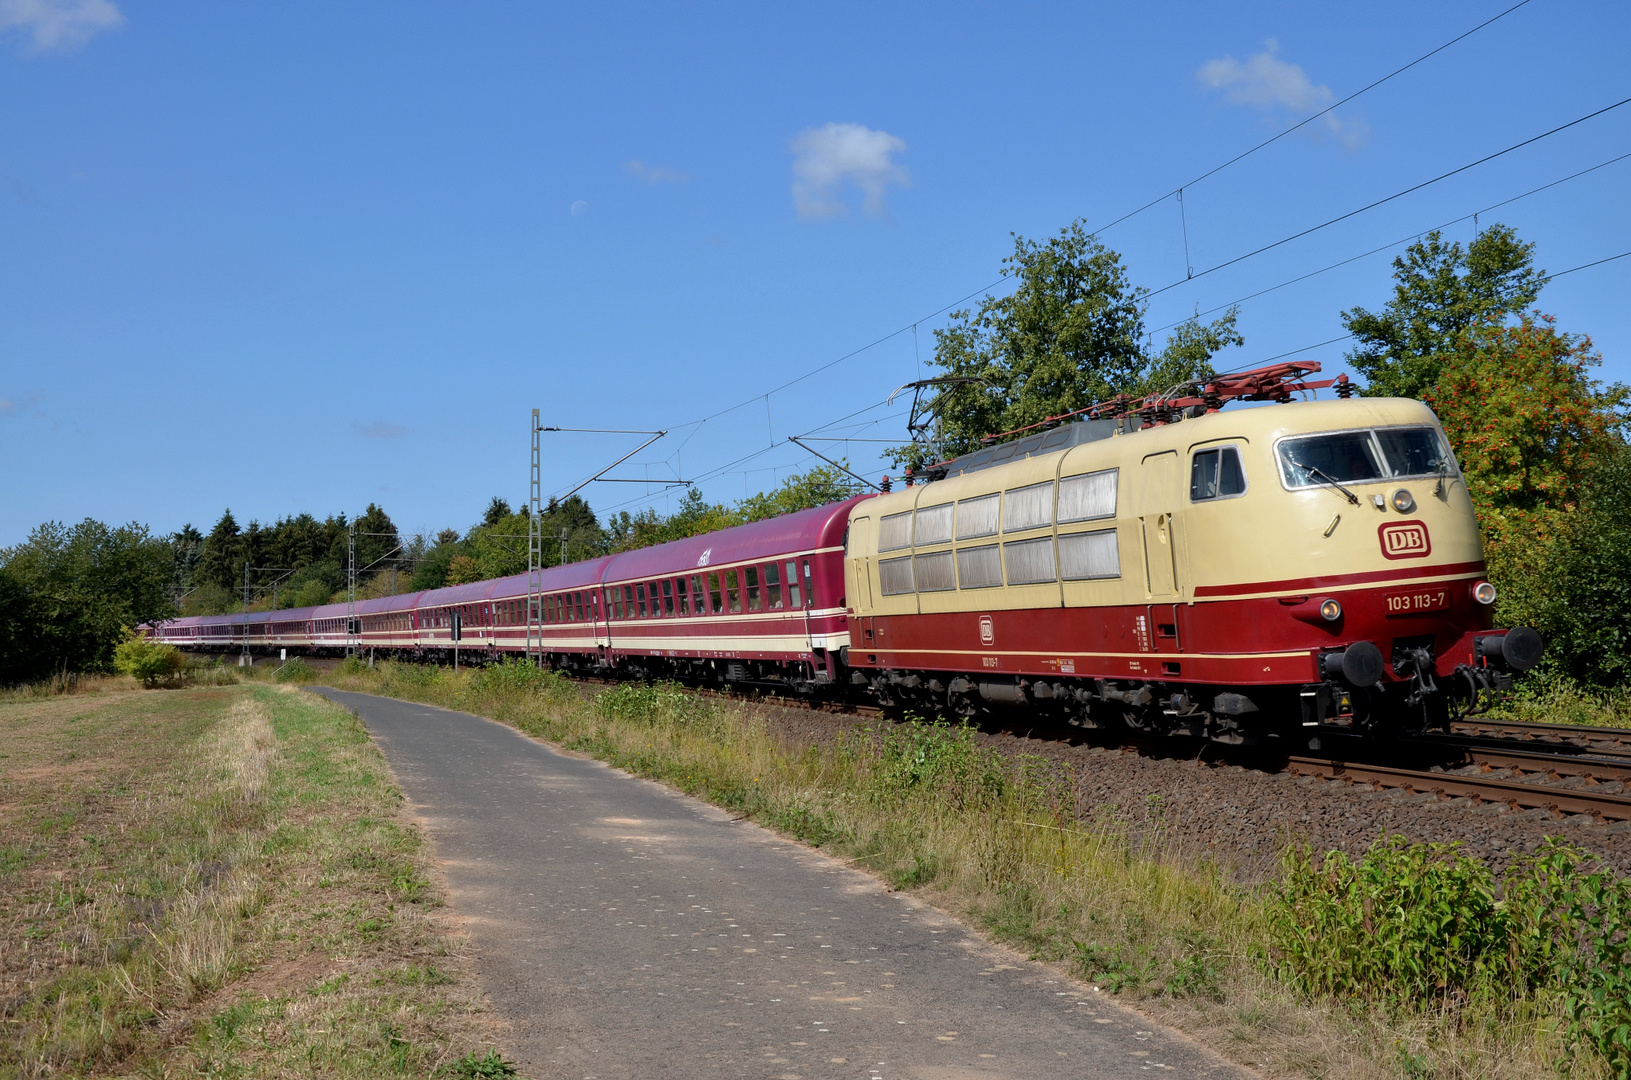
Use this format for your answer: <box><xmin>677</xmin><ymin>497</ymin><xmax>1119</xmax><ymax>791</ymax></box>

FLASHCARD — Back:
<box><xmin>1426</xmin><ymin>315</ymin><xmax>1628</xmax><ymax>522</ymax></box>
<box><xmin>353</xmin><ymin>503</ymin><xmax>401</xmax><ymax>571</ymax></box>
<box><xmin>737</xmin><ymin>464</ymin><xmax>863</xmax><ymax>522</ymax></box>
<box><xmin>1342</xmin><ymin>224</ymin><xmax>1547</xmax><ymax>399</ymax></box>
<box><xmin>892</xmin><ymin>220</ymin><xmax>1243</xmax><ymax>469</ymax></box>
<box><xmin>197</xmin><ymin>509</ymin><xmax>241</xmax><ymax>592</ymax></box>
<box><xmin>445</xmin><ymin>554</ymin><xmax>484</xmax><ymax>585</ymax></box>
<box><xmin>1426</xmin><ymin>315</ymin><xmax>1629</xmax><ymax>688</ymax></box>
<box><xmin>1507</xmin><ymin>446</ymin><xmax>1631</xmax><ymax>687</ymax></box>
<box><xmin>483</xmin><ymin>497</ymin><xmax>512</xmax><ymax>526</ymax></box>
<box><xmin>0</xmin><ymin>519</ymin><xmax>178</xmax><ymax>684</ymax></box>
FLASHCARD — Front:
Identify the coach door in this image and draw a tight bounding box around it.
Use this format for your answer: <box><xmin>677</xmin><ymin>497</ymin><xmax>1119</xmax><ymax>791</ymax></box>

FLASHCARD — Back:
<box><xmin>1136</xmin><ymin>451</ymin><xmax>1181</xmax><ymax>600</ymax></box>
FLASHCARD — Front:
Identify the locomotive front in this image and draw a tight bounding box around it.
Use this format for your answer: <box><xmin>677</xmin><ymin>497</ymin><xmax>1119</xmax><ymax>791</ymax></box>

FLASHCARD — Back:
<box><xmin>1185</xmin><ymin>396</ymin><xmax>1542</xmax><ymax>735</ymax></box>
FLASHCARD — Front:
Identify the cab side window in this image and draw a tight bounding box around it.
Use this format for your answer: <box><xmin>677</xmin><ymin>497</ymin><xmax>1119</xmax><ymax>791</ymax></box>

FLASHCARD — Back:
<box><xmin>1190</xmin><ymin>446</ymin><xmax>1247</xmax><ymax>501</ymax></box>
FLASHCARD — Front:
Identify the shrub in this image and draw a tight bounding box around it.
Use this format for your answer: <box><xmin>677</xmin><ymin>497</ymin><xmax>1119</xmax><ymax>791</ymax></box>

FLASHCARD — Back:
<box><xmin>1269</xmin><ymin>835</ymin><xmax>1631</xmax><ymax>1070</ymax></box>
<box><xmin>468</xmin><ymin>658</ymin><xmax>569</xmax><ymax>698</ymax></box>
<box><xmin>594</xmin><ymin>681</ymin><xmax>716</xmax><ymax>726</ymax></box>
<box><xmin>111</xmin><ymin>631</ymin><xmax>187</xmax><ymax>688</ymax></box>
<box><xmin>273</xmin><ymin>657</ymin><xmax>315</xmax><ymax>684</ymax></box>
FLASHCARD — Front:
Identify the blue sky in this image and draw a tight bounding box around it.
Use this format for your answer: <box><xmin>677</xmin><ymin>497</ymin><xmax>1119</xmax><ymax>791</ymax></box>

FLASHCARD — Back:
<box><xmin>2</xmin><ymin>0</ymin><xmax>1627</xmax><ymax>546</ymax></box>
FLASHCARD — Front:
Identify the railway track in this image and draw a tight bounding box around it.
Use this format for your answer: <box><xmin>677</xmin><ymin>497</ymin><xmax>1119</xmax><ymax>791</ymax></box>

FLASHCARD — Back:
<box><xmin>1288</xmin><ymin>723</ymin><xmax>1631</xmax><ymax>822</ymax></box>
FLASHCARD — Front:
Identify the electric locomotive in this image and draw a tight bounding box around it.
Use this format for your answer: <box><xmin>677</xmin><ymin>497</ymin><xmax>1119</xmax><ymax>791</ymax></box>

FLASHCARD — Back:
<box><xmin>843</xmin><ymin>365</ymin><xmax>1541</xmax><ymax>743</ymax></box>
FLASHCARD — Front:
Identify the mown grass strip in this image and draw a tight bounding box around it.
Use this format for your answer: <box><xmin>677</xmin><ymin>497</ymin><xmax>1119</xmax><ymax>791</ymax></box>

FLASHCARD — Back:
<box><xmin>0</xmin><ymin>682</ymin><xmax>518</xmax><ymax>1079</ymax></box>
<box><xmin>322</xmin><ymin>658</ymin><xmax>1625</xmax><ymax>1080</ymax></box>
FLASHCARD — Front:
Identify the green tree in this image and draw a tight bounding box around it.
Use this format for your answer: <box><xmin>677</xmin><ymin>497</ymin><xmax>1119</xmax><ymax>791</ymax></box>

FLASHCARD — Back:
<box><xmin>482</xmin><ymin>497</ymin><xmax>512</xmax><ymax>526</ymax></box>
<box><xmin>352</xmin><ymin>503</ymin><xmax>401</xmax><ymax>571</ymax></box>
<box><xmin>1425</xmin><ymin>315</ymin><xmax>1629</xmax><ymax>688</ymax></box>
<box><xmin>1510</xmin><ymin>446</ymin><xmax>1631</xmax><ymax>687</ymax></box>
<box><xmin>197</xmin><ymin>509</ymin><xmax>242</xmax><ymax>592</ymax></box>
<box><xmin>1426</xmin><ymin>315</ymin><xmax>1628</xmax><ymax>522</ymax></box>
<box><xmin>1342</xmin><ymin>224</ymin><xmax>1547</xmax><ymax>399</ymax></box>
<box><xmin>892</xmin><ymin>220</ymin><xmax>1242</xmax><ymax>469</ymax></box>
<box><xmin>0</xmin><ymin>519</ymin><xmax>178</xmax><ymax>684</ymax></box>
<box><xmin>737</xmin><ymin>464</ymin><xmax>863</xmax><ymax>522</ymax></box>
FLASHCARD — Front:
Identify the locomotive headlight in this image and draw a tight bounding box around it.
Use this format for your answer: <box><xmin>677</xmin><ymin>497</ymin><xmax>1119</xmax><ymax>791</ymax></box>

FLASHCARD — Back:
<box><xmin>1473</xmin><ymin>580</ymin><xmax>1498</xmax><ymax>605</ymax></box>
<box><xmin>1391</xmin><ymin>488</ymin><xmax>1416</xmax><ymax>513</ymax></box>
<box><xmin>1319</xmin><ymin>598</ymin><xmax>1343</xmax><ymax>622</ymax></box>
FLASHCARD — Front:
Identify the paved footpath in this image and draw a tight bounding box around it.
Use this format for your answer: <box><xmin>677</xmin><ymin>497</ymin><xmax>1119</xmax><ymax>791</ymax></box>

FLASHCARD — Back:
<box><xmin>313</xmin><ymin>689</ymin><xmax>1246</xmax><ymax>1080</ymax></box>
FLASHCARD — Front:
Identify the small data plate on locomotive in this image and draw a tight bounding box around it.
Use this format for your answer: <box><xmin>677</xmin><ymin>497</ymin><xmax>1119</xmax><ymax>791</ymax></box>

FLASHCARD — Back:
<box><xmin>1383</xmin><ymin>586</ymin><xmax>1451</xmax><ymax>616</ymax></box>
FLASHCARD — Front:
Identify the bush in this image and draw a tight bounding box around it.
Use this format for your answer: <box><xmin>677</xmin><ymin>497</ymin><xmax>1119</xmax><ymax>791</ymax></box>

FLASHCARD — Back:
<box><xmin>468</xmin><ymin>658</ymin><xmax>569</xmax><ymax>698</ymax></box>
<box><xmin>1269</xmin><ymin>835</ymin><xmax>1631</xmax><ymax>1069</ymax></box>
<box><xmin>111</xmin><ymin>631</ymin><xmax>187</xmax><ymax>688</ymax></box>
<box><xmin>273</xmin><ymin>657</ymin><xmax>315</xmax><ymax>684</ymax></box>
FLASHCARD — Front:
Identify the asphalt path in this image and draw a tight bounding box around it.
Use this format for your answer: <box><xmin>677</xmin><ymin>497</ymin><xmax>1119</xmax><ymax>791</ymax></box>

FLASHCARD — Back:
<box><xmin>312</xmin><ymin>688</ymin><xmax>1245</xmax><ymax>1080</ymax></box>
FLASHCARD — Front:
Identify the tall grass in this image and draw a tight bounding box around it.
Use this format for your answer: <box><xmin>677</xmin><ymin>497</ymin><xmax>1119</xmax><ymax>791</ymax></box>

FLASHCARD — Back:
<box><xmin>325</xmin><ymin>659</ymin><xmax>1623</xmax><ymax>1079</ymax></box>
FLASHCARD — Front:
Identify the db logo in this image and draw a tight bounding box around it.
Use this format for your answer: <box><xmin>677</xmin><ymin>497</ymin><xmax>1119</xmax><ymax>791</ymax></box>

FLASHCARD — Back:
<box><xmin>696</xmin><ymin>548</ymin><xmax>711</xmax><ymax>567</ymax></box>
<box><xmin>979</xmin><ymin>615</ymin><xmax>994</xmax><ymax>646</ymax></box>
<box><xmin>1379</xmin><ymin>521</ymin><xmax>1432</xmax><ymax>560</ymax></box>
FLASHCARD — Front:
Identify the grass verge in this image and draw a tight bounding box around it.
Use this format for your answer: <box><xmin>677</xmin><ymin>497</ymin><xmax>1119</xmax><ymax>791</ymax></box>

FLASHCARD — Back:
<box><xmin>319</xmin><ymin>659</ymin><xmax>1622</xmax><ymax>1080</ymax></box>
<box><xmin>0</xmin><ymin>682</ymin><xmax>517</xmax><ymax>1078</ymax></box>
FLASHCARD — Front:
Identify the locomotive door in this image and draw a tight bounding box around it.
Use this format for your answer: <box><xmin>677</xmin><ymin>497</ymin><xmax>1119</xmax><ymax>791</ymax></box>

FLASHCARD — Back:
<box><xmin>1137</xmin><ymin>451</ymin><xmax>1181</xmax><ymax>599</ymax></box>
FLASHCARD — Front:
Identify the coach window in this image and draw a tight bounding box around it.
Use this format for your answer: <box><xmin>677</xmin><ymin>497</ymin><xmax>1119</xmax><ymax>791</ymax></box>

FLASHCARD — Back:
<box><xmin>620</xmin><ymin>585</ymin><xmax>633</xmax><ymax>618</ymax></box>
<box><xmin>802</xmin><ymin>559</ymin><xmax>815</xmax><ymax>608</ymax></box>
<box><xmin>725</xmin><ymin>569</ymin><xmax>742</xmax><ymax>613</ymax></box>
<box><xmin>745</xmin><ymin>566</ymin><xmax>761</xmax><ymax>611</ymax></box>
<box><xmin>765</xmin><ymin>563</ymin><xmax>783</xmax><ymax>609</ymax></box>
<box><xmin>1191</xmin><ymin>446</ymin><xmax>1247</xmax><ymax>501</ymax></box>
<box><xmin>785</xmin><ymin>560</ymin><xmax>802</xmax><ymax>608</ymax></box>
<box><xmin>688</xmin><ymin>575</ymin><xmax>703</xmax><ymax>615</ymax></box>
<box><xmin>662</xmin><ymin>579</ymin><xmax>675</xmax><ymax>616</ymax></box>
<box><xmin>675</xmin><ymin>577</ymin><xmax>689</xmax><ymax>616</ymax></box>
<box><xmin>706</xmin><ymin>572</ymin><xmax>722</xmax><ymax>614</ymax></box>
<box><xmin>635</xmin><ymin>583</ymin><xmax>647</xmax><ymax>618</ymax></box>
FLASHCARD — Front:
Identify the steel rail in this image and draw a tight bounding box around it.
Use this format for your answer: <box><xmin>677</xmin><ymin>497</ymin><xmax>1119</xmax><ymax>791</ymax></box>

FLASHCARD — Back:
<box><xmin>1285</xmin><ymin>756</ymin><xmax>1631</xmax><ymax>821</ymax></box>
<box><xmin>1450</xmin><ymin>718</ymin><xmax>1631</xmax><ymax>749</ymax></box>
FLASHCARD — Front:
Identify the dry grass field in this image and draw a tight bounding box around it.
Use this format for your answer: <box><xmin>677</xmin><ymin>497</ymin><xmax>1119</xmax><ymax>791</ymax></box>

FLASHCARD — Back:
<box><xmin>0</xmin><ymin>681</ymin><xmax>516</xmax><ymax>1079</ymax></box>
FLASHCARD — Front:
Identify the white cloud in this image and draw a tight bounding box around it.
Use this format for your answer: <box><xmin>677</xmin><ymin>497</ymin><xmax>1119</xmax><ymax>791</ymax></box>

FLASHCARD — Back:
<box><xmin>0</xmin><ymin>0</ymin><xmax>123</xmax><ymax>51</ymax></box>
<box><xmin>357</xmin><ymin>422</ymin><xmax>408</xmax><ymax>439</ymax></box>
<box><xmin>0</xmin><ymin>391</ymin><xmax>42</xmax><ymax>419</ymax></box>
<box><xmin>1197</xmin><ymin>40</ymin><xmax>1367</xmax><ymax>148</ymax></box>
<box><xmin>790</xmin><ymin>122</ymin><xmax>909</xmax><ymax>221</ymax></box>
<box><xmin>626</xmin><ymin>159</ymin><xmax>689</xmax><ymax>184</ymax></box>
<box><xmin>570</xmin><ymin>199</ymin><xmax>588</xmax><ymax>216</ymax></box>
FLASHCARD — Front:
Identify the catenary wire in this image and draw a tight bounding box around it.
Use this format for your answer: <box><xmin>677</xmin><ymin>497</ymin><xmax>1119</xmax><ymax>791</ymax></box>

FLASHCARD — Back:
<box><xmin>1145</xmin><ymin>148</ymin><xmax>1631</xmax><ymax>337</ymax></box>
<box><xmin>1143</xmin><ymin>95</ymin><xmax>1631</xmax><ymax>301</ymax></box>
<box><xmin>1089</xmin><ymin>0</ymin><xmax>1537</xmax><ymax>238</ymax></box>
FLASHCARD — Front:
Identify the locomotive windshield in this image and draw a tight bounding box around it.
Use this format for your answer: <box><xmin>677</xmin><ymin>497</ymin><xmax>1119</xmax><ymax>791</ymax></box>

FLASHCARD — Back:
<box><xmin>1277</xmin><ymin>425</ymin><xmax>1455</xmax><ymax>489</ymax></box>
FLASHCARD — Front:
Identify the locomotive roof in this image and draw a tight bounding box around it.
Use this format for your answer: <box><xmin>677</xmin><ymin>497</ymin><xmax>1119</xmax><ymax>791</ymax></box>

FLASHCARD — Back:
<box><xmin>873</xmin><ymin>396</ymin><xmax>1443</xmax><ymax>516</ymax></box>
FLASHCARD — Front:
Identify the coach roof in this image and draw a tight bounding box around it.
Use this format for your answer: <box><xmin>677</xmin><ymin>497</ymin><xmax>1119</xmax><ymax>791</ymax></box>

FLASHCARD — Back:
<box><xmin>603</xmin><ymin>494</ymin><xmax>872</xmax><ymax>583</ymax></box>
